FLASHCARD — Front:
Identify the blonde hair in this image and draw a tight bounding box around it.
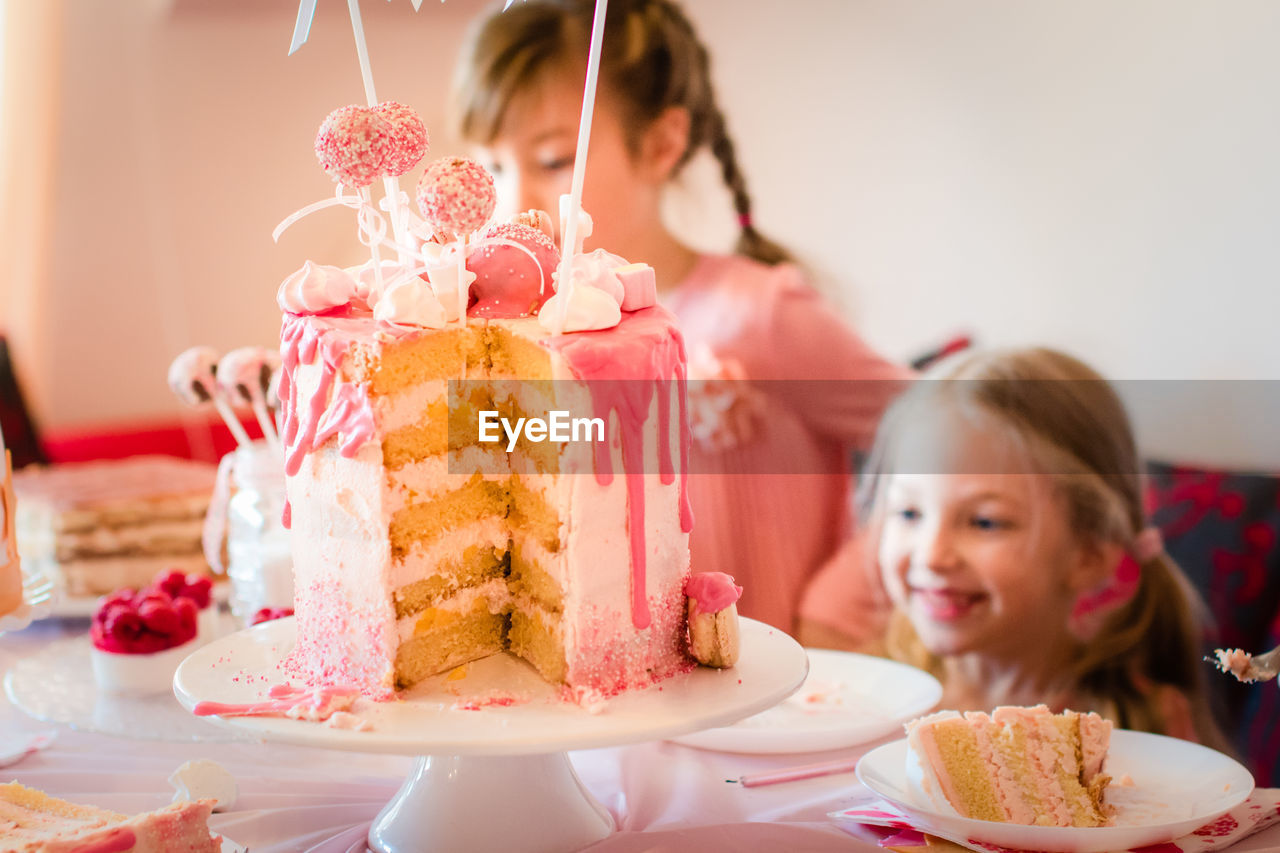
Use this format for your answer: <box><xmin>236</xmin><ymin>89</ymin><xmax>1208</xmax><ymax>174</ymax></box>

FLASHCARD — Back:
<box><xmin>861</xmin><ymin>347</ymin><xmax>1231</xmax><ymax>751</ymax></box>
<box><xmin>452</xmin><ymin>0</ymin><xmax>792</xmax><ymax>265</ymax></box>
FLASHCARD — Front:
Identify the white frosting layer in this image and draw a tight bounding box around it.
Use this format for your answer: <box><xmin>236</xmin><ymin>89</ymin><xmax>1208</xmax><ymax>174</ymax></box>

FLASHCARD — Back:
<box><xmin>395</xmin><ymin>577</ymin><xmax>509</xmax><ymax>644</ymax></box>
<box><xmin>389</xmin><ymin>516</ymin><xmax>510</xmax><ymax>592</ymax></box>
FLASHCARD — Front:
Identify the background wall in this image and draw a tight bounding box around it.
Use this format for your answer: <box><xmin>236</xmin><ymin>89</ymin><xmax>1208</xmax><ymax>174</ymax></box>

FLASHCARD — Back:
<box><xmin>3</xmin><ymin>0</ymin><xmax>1278</xmax><ymax>467</ymax></box>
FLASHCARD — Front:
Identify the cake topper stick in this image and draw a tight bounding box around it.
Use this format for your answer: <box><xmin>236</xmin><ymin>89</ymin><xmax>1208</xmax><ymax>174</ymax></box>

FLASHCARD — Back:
<box><xmin>292</xmin><ymin>0</ymin><xmax>415</xmax><ymax>263</ymax></box>
<box><xmin>550</xmin><ymin>0</ymin><xmax>609</xmax><ymax>335</ymax></box>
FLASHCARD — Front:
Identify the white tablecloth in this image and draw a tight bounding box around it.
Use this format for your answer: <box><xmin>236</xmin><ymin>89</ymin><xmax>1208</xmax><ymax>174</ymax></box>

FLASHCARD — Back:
<box><xmin>4</xmin><ymin>620</ymin><xmax>1279</xmax><ymax>853</ymax></box>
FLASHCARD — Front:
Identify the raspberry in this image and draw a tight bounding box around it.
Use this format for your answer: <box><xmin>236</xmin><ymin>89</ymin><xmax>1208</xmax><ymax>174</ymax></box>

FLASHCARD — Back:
<box><xmin>154</xmin><ymin>569</ymin><xmax>188</xmax><ymax>598</ymax></box>
<box><xmin>174</xmin><ymin>597</ymin><xmax>198</xmax><ymax>633</ymax></box>
<box><xmin>138</xmin><ymin>600</ymin><xmax>180</xmax><ymax>635</ymax></box>
<box><xmin>181</xmin><ymin>576</ymin><xmax>213</xmax><ymax>609</ymax></box>
<box><xmin>104</xmin><ymin>609</ymin><xmax>144</xmax><ymax>643</ymax></box>
<box><xmin>251</xmin><ymin>607</ymin><xmax>295</xmax><ymax>626</ymax></box>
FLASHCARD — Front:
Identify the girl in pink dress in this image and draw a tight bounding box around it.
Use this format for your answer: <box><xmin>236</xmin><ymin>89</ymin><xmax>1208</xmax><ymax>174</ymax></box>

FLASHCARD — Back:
<box><xmin>453</xmin><ymin>0</ymin><xmax>909</xmax><ymax>635</ymax></box>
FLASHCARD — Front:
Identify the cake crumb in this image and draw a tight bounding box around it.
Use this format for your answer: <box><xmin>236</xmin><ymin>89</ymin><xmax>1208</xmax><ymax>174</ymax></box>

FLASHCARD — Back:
<box><xmin>1213</xmin><ymin>648</ymin><xmax>1257</xmax><ymax>682</ymax></box>
<box><xmin>447</xmin><ymin>665</ymin><xmax>468</xmax><ymax>682</ymax></box>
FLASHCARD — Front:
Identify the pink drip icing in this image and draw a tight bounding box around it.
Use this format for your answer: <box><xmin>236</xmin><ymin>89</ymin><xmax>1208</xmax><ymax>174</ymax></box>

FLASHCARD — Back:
<box><xmin>544</xmin><ymin>306</ymin><xmax>691</xmax><ymax>628</ymax></box>
<box><xmin>313</xmin><ymin>382</ymin><xmax>376</xmax><ymax>457</ymax></box>
<box><xmin>64</xmin><ymin>828</ymin><xmax>137</xmax><ymax>853</ymax></box>
<box><xmin>278</xmin><ymin>314</ymin><xmax>376</xmax><ymax>481</ymax></box>
<box><xmin>192</xmin><ymin>684</ymin><xmax>357</xmax><ymax>719</ymax></box>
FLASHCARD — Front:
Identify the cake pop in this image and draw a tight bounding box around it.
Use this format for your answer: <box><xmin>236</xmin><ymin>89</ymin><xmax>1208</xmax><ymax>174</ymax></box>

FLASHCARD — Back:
<box><xmin>314</xmin><ymin>105</ymin><xmax>393</xmax><ymax>189</ymax></box>
<box><xmin>466</xmin><ymin>222</ymin><xmax>561</xmax><ymax>318</ymax></box>
<box><xmin>372</xmin><ymin>101</ymin><xmax>429</xmax><ymax>177</ymax></box>
<box><xmin>217</xmin><ymin>347</ymin><xmax>282</xmax><ymax>450</ymax></box>
<box><xmin>414</xmin><ymin>156</ymin><xmax>496</xmax><ymax>238</ymax></box>
<box><xmin>168</xmin><ymin>347</ymin><xmax>251</xmax><ymax>448</ymax></box>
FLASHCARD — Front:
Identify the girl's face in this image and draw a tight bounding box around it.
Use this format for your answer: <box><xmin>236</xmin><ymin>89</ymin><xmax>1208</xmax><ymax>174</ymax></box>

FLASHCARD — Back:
<box><xmin>473</xmin><ymin>72</ymin><xmax>667</xmax><ymax>257</ymax></box>
<box><xmin>876</xmin><ymin>419</ymin><xmax>1095</xmax><ymax>659</ymax></box>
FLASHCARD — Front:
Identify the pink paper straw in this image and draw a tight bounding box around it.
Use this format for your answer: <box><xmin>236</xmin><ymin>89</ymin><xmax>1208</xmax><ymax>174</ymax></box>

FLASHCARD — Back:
<box><xmin>732</xmin><ymin>756</ymin><xmax>861</xmax><ymax>788</ymax></box>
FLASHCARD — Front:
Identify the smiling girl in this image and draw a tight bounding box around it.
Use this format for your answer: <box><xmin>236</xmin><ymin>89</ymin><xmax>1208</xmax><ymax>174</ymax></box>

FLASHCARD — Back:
<box><xmin>859</xmin><ymin>348</ymin><xmax>1231</xmax><ymax>749</ymax></box>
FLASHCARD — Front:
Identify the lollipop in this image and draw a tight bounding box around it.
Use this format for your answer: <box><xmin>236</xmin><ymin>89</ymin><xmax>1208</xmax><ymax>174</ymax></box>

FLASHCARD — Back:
<box><xmin>168</xmin><ymin>347</ymin><xmax>251</xmax><ymax>448</ymax></box>
<box><xmin>314</xmin><ymin>105</ymin><xmax>393</xmax><ymax>189</ymax></box>
<box><xmin>415</xmin><ymin>156</ymin><xmax>496</xmax><ymax>238</ymax></box>
<box><xmin>217</xmin><ymin>347</ymin><xmax>282</xmax><ymax>450</ymax></box>
<box><xmin>372</xmin><ymin>101</ymin><xmax>429</xmax><ymax>177</ymax></box>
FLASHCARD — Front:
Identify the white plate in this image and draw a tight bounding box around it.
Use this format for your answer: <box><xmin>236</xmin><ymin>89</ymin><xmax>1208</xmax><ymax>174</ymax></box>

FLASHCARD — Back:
<box><xmin>855</xmin><ymin>730</ymin><xmax>1255</xmax><ymax>853</ymax></box>
<box><xmin>668</xmin><ymin>649</ymin><xmax>942</xmax><ymax>754</ymax></box>
<box><xmin>173</xmin><ymin>617</ymin><xmax>809</xmax><ymax>756</ymax></box>
<box><xmin>4</xmin><ymin>634</ymin><xmax>254</xmax><ymax>743</ymax></box>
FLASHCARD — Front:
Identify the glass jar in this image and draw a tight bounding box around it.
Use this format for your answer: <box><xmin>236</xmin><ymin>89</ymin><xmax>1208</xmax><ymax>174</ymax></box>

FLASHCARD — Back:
<box><xmin>209</xmin><ymin>440</ymin><xmax>292</xmax><ymax>626</ymax></box>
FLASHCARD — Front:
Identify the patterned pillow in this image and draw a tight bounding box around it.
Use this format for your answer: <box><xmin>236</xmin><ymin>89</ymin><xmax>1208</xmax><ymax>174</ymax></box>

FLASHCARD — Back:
<box><xmin>1146</xmin><ymin>461</ymin><xmax>1280</xmax><ymax>785</ymax></box>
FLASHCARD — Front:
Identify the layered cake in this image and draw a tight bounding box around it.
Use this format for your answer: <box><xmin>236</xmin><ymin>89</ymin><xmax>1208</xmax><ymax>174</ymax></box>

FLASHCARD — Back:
<box><xmin>275</xmin><ymin>103</ymin><xmax>721</xmax><ymax>702</ymax></box>
<box><xmin>0</xmin><ymin>782</ymin><xmax>220</xmax><ymax>852</ymax></box>
<box><xmin>13</xmin><ymin>456</ymin><xmax>217</xmax><ymax>597</ymax></box>
<box><xmin>905</xmin><ymin>705</ymin><xmax>1114</xmax><ymax>827</ymax></box>
<box><xmin>280</xmin><ymin>265</ymin><xmax>694</xmax><ymax>698</ymax></box>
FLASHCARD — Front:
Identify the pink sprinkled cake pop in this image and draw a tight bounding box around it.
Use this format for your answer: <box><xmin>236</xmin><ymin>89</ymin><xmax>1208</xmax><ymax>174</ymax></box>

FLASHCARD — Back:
<box><xmin>372</xmin><ymin>101</ymin><xmax>429</xmax><ymax>177</ymax></box>
<box><xmin>314</xmin><ymin>105</ymin><xmax>393</xmax><ymax>188</ymax></box>
<box><xmin>467</xmin><ymin>221</ymin><xmax>561</xmax><ymax>318</ymax></box>
<box><xmin>415</xmin><ymin>156</ymin><xmax>496</xmax><ymax>237</ymax></box>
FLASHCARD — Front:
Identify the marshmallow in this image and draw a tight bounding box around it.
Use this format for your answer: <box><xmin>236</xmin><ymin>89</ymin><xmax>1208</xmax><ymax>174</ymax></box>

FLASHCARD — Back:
<box><xmin>616</xmin><ymin>263</ymin><xmax>657</xmax><ymax>311</ymax></box>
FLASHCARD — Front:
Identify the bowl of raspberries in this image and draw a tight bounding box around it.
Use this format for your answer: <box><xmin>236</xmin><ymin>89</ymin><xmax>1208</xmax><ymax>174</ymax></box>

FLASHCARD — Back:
<box><xmin>89</xmin><ymin>570</ymin><xmax>215</xmax><ymax>695</ymax></box>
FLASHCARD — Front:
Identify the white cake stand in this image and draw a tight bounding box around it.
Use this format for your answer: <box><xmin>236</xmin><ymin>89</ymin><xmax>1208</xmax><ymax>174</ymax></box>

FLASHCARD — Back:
<box><xmin>174</xmin><ymin>617</ymin><xmax>807</xmax><ymax>853</ymax></box>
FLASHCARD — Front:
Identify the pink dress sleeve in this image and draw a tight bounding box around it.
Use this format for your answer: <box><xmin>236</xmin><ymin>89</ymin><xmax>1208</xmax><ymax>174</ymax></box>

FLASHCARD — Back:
<box><xmin>756</xmin><ymin>266</ymin><xmax>913</xmax><ymax>449</ymax></box>
<box><xmin>797</xmin><ymin>529</ymin><xmax>892</xmax><ymax>646</ymax></box>
<box><xmin>668</xmin><ymin>255</ymin><xmax>910</xmax><ymax>634</ymax></box>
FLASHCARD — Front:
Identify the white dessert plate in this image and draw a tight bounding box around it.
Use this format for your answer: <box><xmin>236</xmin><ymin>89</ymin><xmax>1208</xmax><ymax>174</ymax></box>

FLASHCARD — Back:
<box><xmin>668</xmin><ymin>649</ymin><xmax>942</xmax><ymax>754</ymax></box>
<box><xmin>174</xmin><ymin>616</ymin><xmax>809</xmax><ymax>755</ymax></box>
<box><xmin>4</xmin><ymin>634</ymin><xmax>254</xmax><ymax>743</ymax></box>
<box><xmin>854</xmin><ymin>730</ymin><xmax>1255</xmax><ymax>853</ymax></box>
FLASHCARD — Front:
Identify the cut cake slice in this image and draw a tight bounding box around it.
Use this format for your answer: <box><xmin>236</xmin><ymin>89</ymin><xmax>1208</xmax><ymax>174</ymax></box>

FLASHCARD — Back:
<box><xmin>905</xmin><ymin>704</ymin><xmax>1114</xmax><ymax>827</ymax></box>
<box><xmin>0</xmin><ymin>781</ymin><xmax>221</xmax><ymax>852</ymax></box>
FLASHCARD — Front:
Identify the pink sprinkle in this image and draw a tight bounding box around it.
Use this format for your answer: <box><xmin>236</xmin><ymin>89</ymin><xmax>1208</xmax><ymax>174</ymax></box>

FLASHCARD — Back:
<box><xmin>415</xmin><ymin>156</ymin><xmax>496</xmax><ymax>237</ymax></box>
<box><xmin>315</xmin><ymin>105</ymin><xmax>393</xmax><ymax>188</ymax></box>
<box><xmin>373</xmin><ymin>101</ymin><xmax>428</xmax><ymax>177</ymax></box>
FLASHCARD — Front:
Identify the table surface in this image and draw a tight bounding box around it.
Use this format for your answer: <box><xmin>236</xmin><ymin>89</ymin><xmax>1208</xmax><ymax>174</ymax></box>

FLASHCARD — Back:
<box><xmin>4</xmin><ymin>618</ymin><xmax>1278</xmax><ymax>853</ymax></box>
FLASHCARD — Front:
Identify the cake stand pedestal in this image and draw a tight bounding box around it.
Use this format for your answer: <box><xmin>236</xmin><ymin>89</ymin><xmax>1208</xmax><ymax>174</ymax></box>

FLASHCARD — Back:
<box><xmin>174</xmin><ymin>617</ymin><xmax>807</xmax><ymax>853</ymax></box>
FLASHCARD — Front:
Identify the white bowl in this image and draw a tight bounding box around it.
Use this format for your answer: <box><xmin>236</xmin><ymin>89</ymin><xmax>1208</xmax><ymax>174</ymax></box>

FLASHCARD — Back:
<box><xmin>91</xmin><ymin>637</ymin><xmax>198</xmax><ymax>696</ymax></box>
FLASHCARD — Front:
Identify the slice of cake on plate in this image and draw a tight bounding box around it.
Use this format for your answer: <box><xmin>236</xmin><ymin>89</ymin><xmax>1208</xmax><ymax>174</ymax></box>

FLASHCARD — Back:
<box><xmin>0</xmin><ymin>782</ymin><xmax>221</xmax><ymax>852</ymax></box>
<box><xmin>905</xmin><ymin>704</ymin><xmax>1114</xmax><ymax>827</ymax></box>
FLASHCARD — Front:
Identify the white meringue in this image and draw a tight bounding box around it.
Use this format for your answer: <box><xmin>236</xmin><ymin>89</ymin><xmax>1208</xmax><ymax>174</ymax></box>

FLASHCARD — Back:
<box><xmin>539</xmin><ymin>283</ymin><xmax>622</xmax><ymax>333</ymax></box>
<box><xmin>277</xmin><ymin>260</ymin><xmax>359</xmax><ymax>314</ymax></box>
<box><xmin>374</xmin><ymin>277</ymin><xmax>449</xmax><ymax>330</ymax></box>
